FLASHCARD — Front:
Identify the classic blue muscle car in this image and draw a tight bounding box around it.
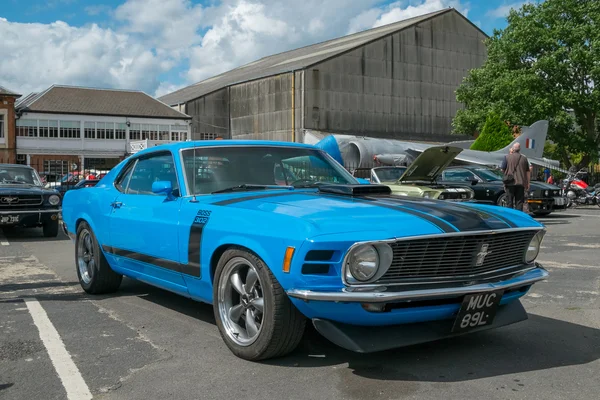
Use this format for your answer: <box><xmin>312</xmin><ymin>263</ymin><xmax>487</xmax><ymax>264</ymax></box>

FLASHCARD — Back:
<box><xmin>61</xmin><ymin>141</ymin><xmax>549</xmax><ymax>361</ymax></box>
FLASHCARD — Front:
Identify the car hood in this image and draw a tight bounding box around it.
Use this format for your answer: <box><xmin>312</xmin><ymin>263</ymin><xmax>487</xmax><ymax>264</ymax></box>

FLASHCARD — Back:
<box><xmin>530</xmin><ymin>182</ymin><xmax>560</xmax><ymax>190</ymax></box>
<box><xmin>398</xmin><ymin>146</ymin><xmax>463</xmax><ymax>183</ymax></box>
<box><xmin>0</xmin><ymin>185</ymin><xmax>56</xmax><ymax>195</ymax></box>
<box><xmin>213</xmin><ymin>188</ymin><xmax>539</xmax><ymax>238</ymax></box>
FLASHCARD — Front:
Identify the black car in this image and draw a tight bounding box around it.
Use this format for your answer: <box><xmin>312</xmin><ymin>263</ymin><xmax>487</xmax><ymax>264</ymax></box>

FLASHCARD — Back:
<box><xmin>0</xmin><ymin>164</ymin><xmax>62</xmax><ymax>236</ymax></box>
<box><xmin>438</xmin><ymin>165</ymin><xmax>564</xmax><ymax>216</ymax></box>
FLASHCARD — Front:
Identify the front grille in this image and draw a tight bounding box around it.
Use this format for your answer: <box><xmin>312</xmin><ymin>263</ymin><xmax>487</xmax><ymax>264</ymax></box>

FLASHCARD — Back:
<box><xmin>439</xmin><ymin>190</ymin><xmax>471</xmax><ymax>201</ymax></box>
<box><xmin>0</xmin><ymin>195</ymin><xmax>43</xmax><ymax>207</ymax></box>
<box><xmin>375</xmin><ymin>230</ymin><xmax>537</xmax><ymax>285</ymax></box>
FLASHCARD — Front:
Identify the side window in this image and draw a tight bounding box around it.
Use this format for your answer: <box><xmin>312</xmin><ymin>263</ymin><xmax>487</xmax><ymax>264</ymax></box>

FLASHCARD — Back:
<box><xmin>126</xmin><ymin>153</ymin><xmax>179</xmax><ymax>196</ymax></box>
<box><xmin>115</xmin><ymin>161</ymin><xmax>136</xmax><ymax>193</ymax></box>
<box><xmin>442</xmin><ymin>169</ymin><xmax>475</xmax><ymax>182</ymax></box>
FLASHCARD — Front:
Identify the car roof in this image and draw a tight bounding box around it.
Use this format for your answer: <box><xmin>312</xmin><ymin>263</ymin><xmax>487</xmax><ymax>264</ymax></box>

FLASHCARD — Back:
<box><xmin>0</xmin><ymin>163</ymin><xmax>34</xmax><ymax>169</ymax></box>
<box><xmin>132</xmin><ymin>140</ymin><xmax>318</xmax><ymax>157</ymax></box>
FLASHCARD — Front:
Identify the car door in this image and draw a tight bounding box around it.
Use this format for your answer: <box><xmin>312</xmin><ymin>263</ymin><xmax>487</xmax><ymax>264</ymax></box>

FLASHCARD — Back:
<box><xmin>107</xmin><ymin>151</ymin><xmax>188</xmax><ymax>295</ymax></box>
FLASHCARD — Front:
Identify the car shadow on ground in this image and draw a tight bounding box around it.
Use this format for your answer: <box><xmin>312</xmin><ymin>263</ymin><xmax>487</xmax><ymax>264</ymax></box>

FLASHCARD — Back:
<box><xmin>110</xmin><ymin>279</ymin><xmax>600</xmax><ymax>383</ymax></box>
<box><xmin>1</xmin><ymin>226</ymin><xmax>70</xmax><ymax>242</ymax></box>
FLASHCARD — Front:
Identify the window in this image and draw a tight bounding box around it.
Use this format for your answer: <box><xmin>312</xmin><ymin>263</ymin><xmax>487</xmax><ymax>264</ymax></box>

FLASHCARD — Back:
<box><xmin>0</xmin><ymin>165</ymin><xmax>42</xmax><ymax>186</ymax></box>
<box><xmin>442</xmin><ymin>169</ymin><xmax>476</xmax><ymax>182</ymax></box>
<box><xmin>181</xmin><ymin>146</ymin><xmax>357</xmax><ymax>195</ymax></box>
<box><xmin>159</xmin><ymin>125</ymin><xmax>169</xmax><ymax>140</ymax></box>
<box><xmin>39</xmin><ymin>120</ymin><xmax>59</xmax><ymax>138</ymax></box>
<box><xmin>129</xmin><ymin>124</ymin><xmax>141</xmax><ymax>140</ymax></box>
<box><xmin>96</xmin><ymin>122</ymin><xmax>107</xmax><ymax>139</ymax></box>
<box><xmin>126</xmin><ymin>152</ymin><xmax>179</xmax><ymax>196</ymax></box>
<box><xmin>16</xmin><ymin>155</ymin><xmax>26</xmax><ymax>165</ymax></box>
<box><xmin>171</xmin><ymin>124</ymin><xmax>187</xmax><ymax>141</ymax></box>
<box><xmin>115</xmin><ymin>160</ymin><xmax>136</xmax><ymax>192</ymax></box>
<box><xmin>44</xmin><ymin>160</ymin><xmax>70</xmax><ymax>175</ymax></box>
<box><xmin>115</xmin><ymin>123</ymin><xmax>127</xmax><ymax>140</ymax></box>
<box><xmin>198</xmin><ymin>132</ymin><xmax>217</xmax><ymax>140</ymax></box>
<box><xmin>0</xmin><ymin>115</ymin><xmax>3</xmax><ymax>138</ymax></box>
<box><xmin>84</xmin><ymin>122</ymin><xmax>95</xmax><ymax>139</ymax></box>
<box><xmin>59</xmin><ymin>121</ymin><xmax>80</xmax><ymax>138</ymax></box>
<box><xmin>16</xmin><ymin>119</ymin><xmax>37</xmax><ymax>137</ymax></box>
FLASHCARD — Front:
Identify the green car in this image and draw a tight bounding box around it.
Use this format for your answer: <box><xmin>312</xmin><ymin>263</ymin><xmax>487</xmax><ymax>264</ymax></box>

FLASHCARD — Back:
<box><xmin>369</xmin><ymin>146</ymin><xmax>475</xmax><ymax>201</ymax></box>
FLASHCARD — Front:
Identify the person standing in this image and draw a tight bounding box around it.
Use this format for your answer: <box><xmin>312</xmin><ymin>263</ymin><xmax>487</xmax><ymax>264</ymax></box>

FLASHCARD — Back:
<box><xmin>501</xmin><ymin>147</ymin><xmax>515</xmax><ymax>208</ymax></box>
<box><xmin>502</xmin><ymin>143</ymin><xmax>530</xmax><ymax>211</ymax></box>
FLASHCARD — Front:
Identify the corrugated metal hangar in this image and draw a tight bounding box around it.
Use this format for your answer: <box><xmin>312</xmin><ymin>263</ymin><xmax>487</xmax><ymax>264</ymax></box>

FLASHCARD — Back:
<box><xmin>158</xmin><ymin>8</ymin><xmax>487</xmax><ymax>143</ymax></box>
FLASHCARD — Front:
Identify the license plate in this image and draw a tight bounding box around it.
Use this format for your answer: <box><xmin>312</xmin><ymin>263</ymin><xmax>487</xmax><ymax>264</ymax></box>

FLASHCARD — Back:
<box><xmin>451</xmin><ymin>290</ymin><xmax>504</xmax><ymax>333</ymax></box>
<box><xmin>0</xmin><ymin>215</ymin><xmax>19</xmax><ymax>224</ymax></box>
<box><xmin>554</xmin><ymin>197</ymin><xmax>566</xmax><ymax>206</ymax></box>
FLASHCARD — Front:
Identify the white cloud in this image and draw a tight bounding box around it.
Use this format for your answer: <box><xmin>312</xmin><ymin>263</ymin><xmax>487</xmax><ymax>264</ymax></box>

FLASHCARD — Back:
<box><xmin>114</xmin><ymin>0</ymin><xmax>204</xmax><ymax>56</ymax></box>
<box><xmin>0</xmin><ymin>0</ymin><xmax>472</xmax><ymax>98</ymax></box>
<box><xmin>349</xmin><ymin>0</ymin><xmax>469</xmax><ymax>33</ymax></box>
<box><xmin>0</xmin><ymin>17</ymin><xmax>165</xmax><ymax>95</ymax></box>
<box><xmin>485</xmin><ymin>1</ymin><xmax>527</xmax><ymax>19</ymax></box>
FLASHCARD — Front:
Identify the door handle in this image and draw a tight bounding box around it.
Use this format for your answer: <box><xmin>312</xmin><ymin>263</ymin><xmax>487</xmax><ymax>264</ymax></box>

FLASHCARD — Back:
<box><xmin>110</xmin><ymin>201</ymin><xmax>123</xmax><ymax>209</ymax></box>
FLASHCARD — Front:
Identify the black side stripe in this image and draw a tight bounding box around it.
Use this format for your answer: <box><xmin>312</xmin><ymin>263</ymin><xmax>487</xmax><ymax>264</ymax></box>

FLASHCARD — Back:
<box><xmin>101</xmin><ymin>245</ymin><xmax>200</xmax><ymax>277</ymax></box>
<box><xmin>186</xmin><ymin>220</ymin><xmax>205</xmax><ymax>278</ymax></box>
<box><xmin>366</xmin><ymin>195</ymin><xmax>511</xmax><ymax>231</ymax></box>
<box><xmin>212</xmin><ymin>191</ymin><xmax>296</xmax><ymax>206</ymax></box>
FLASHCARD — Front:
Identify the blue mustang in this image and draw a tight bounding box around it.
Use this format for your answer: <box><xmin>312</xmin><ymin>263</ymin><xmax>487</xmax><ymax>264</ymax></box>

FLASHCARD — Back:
<box><xmin>61</xmin><ymin>141</ymin><xmax>548</xmax><ymax>361</ymax></box>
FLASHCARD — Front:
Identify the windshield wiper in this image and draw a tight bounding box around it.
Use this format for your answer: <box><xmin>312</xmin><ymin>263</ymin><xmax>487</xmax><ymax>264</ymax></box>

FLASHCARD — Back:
<box><xmin>211</xmin><ymin>184</ymin><xmax>293</xmax><ymax>194</ymax></box>
<box><xmin>0</xmin><ymin>180</ymin><xmax>28</xmax><ymax>185</ymax></box>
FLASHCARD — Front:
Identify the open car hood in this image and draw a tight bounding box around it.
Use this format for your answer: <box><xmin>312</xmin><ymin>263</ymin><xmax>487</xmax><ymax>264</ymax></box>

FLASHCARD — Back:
<box><xmin>398</xmin><ymin>146</ymin><xmax>463</xmax><ymax>183</ymax></box>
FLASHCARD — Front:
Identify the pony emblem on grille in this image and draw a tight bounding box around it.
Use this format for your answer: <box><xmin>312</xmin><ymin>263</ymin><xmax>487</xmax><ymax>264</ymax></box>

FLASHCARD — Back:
<box><xmin>476</xmin><ymin>243</ymin><xmax>491</xmax><ymax>266</ymax></box>
<box><xmin>1</xmin><ymin>196</ymin><xmax>19</xmax><ymax>204</ymax></box>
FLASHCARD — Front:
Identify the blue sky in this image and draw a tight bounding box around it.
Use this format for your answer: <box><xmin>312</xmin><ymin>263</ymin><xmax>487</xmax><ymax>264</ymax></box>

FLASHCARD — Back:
<box><xmin>0</xmin><ymin>0</ymin><xmax>531</xmax><ymax>98</ymax></box>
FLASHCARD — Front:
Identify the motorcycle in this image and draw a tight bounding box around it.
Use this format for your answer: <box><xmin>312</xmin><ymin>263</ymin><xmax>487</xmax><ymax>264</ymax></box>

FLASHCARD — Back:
<box><xmin>561</xmin><ymin>168</ymin><xmax>598</xmax><ymax>207</ymax></box>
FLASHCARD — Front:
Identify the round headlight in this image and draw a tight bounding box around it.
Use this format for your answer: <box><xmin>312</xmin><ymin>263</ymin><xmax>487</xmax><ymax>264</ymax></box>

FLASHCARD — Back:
<box><xmin>525</xmin><ymin>231</ymin><xmax>545</xmax><ymax>263</ymax></box>
<box><xmin>48</xmin><ymin>194</ymin><xmax>60</xmax><ymax>206</ymax></box>
<box><xmin>348</xmin><ymin>245</ymin><xmax>379</xmax><ymax>281</ymax></box>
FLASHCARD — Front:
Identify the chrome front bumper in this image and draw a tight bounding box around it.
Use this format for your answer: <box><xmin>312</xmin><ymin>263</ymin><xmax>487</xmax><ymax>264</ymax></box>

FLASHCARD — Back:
<box><xmin>287</xmin><ymin>265</ymin><xmax>548</xmax><ymax>303</ymax></box>
<box><xmin>0</xmin><ymin>209</ymin><xmax>61</xmax><ymax>215</ymax></box>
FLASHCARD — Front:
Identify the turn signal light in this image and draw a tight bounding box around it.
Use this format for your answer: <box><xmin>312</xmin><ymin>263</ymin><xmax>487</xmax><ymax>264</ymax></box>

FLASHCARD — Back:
<box><xmin>283</xmin><ymin>246</ymin><xmax>295</xmax><ymax>273</ymax></box>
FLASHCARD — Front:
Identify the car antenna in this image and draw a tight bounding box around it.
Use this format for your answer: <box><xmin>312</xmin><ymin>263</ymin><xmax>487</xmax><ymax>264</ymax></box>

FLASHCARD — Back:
<box><xmin>189</xmin><ymin>139</ymin><xmax>199</xmax><ymax>203</ymax></box>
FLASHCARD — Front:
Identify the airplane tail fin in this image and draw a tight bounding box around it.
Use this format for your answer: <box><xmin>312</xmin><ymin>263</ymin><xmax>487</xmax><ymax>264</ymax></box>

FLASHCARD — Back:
<box><xmin>495</xmin><ymin>120</ymin><xmax>549</xmax><ymax>158</ymax></box>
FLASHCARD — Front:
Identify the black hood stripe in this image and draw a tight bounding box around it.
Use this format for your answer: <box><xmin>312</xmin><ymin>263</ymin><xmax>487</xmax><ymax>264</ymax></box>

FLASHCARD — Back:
<box><xmin>439</xmin><ymin>200</ymin><xmax>517</xmax><ymax>228</ymax></box>
<box><xmin>366</xmin><ymin>195</ymin><xmax>512</xmax><ymax>231</ymax></box>
<box><xmin>212</xmin><ymin>191</ymin><xmax>296</xmax><ymax>206</ymax></box>
<box><xmin>305</xmin><ymin>192</ymin><xmax>458</xmax><ymax>233</ymax></box>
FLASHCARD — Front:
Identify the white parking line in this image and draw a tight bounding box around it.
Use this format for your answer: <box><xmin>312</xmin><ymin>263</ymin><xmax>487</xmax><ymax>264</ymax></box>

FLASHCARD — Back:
<box><xmin>25</xmin><ymin>299</ymin><xmax>93</xmax><ymax>400</ymax></box>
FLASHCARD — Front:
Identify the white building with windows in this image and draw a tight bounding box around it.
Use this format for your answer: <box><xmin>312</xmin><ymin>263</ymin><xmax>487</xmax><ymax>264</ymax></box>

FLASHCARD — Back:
<box><xmin>14</xmin><ymin>85</ymin><xmax>191</xmax><ymax>175</ymax></box>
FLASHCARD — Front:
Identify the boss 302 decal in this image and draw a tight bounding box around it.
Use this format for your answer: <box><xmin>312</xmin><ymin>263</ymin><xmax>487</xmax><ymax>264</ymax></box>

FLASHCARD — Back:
<box><xmin>183</xmin><ymin>209</ymin><xmax>211</xmax><ymax>277</ymax></box>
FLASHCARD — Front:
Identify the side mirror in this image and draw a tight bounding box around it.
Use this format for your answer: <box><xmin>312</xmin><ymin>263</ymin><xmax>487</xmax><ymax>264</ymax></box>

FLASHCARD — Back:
<box><xmin>471</xmin><ymin>179</ymin><xmax>478</xmax><ymax>186</ymax></box>
<box><xmin>356</xmin><ymin>178</ymin><xmax>371</xmax><ymax>185</ymax></box>
<box><xmin>152</xmin><ymin>181</ymin><xmax>173</xmax><ymax>196</ymax></box>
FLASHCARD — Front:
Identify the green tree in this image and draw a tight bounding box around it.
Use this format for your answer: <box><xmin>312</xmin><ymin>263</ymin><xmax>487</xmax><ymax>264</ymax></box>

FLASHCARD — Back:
<box><xmin>453</xmin><ymin>0</ymin><xmax>600</xmax><ymax>168</ymax></box>
<box><xmin>470</xmin><ymin>112</ymin><xmax>514</xmax><ymax>151</ymax></box>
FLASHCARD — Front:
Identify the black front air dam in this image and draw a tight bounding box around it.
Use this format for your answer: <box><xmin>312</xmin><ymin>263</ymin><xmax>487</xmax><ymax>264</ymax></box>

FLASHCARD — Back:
<box><xmin>312</xmin><ymin>300</ymin><xmax>528</xmax><ymax>353</ymax></box>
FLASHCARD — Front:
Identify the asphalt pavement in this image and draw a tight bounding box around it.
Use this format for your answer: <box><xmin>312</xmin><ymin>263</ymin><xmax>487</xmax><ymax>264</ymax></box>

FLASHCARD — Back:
<box><xmin>1</xmin><ymin>207</ymin><xmax>599</xmax><ymax>400</ymax></box>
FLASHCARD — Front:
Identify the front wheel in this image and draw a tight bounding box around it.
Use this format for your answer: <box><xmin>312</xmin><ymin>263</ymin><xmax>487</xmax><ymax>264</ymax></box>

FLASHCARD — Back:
<box><xmin>75</xmin><ymin>221</ymin><xmax>122</xmax><ymax>294</ymax></box>
<box><xmin>213</xmin><ymin>247</ymin><xmax>306</xmax><ymax>361</ymax></box>
<box><xmin>496</xmin><ymin>193</ymin><xmax>508</xmax><ymax>207</ymax></box>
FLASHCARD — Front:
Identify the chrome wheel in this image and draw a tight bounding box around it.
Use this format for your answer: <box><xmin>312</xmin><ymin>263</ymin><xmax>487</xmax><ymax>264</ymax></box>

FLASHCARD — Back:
<box><xmin>77</xmin><ymin>229</ymin><xmax>95</xmax><ymax>284</ymax></box>
<box><xmin>217</xmin><ymin>257</ymin><xmax>264</xmax><ymax>347</ymax></box>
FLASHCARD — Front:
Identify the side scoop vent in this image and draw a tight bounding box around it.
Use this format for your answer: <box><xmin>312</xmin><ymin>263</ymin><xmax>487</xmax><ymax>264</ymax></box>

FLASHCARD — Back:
<box><xmin>317</xmin><ymin>184</ymin><xmax>391</xmax><ymax>196</ymax></box>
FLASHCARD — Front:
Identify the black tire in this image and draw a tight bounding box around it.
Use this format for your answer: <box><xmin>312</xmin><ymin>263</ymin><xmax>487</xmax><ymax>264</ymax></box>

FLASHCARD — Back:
<box><xmin>213</xmin><ymin>247</ymin><xmax>306</xmax><ymax>361</ymax></box>
<box><xmin>43</xmin><ymin>220</ymin><xmax>59</xmax><ymax>237</ymax></box>
<box><xmin>496</xmin><ymin>193</ymin><xmax>508</xmax><ymax>207</ymax></box>
<box><xmin>533</xmin><ymin>211</ymin><xmax>552</xmax><ymax>217</ymax></box>
<box><xmin>75</xmin><ymin>221</ymin><xmax>122</xmax><ymax>294</ymax></box>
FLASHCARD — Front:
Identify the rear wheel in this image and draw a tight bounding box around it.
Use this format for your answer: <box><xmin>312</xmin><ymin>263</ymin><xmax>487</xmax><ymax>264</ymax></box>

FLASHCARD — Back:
<box><xmin>43</xmin><ymin>220</ymin><xmax>59</xmax><ymax>237</ymax></box>
<box><xmin>75</xmin><ymin>221</ymin><xmax>122</xmax><ymax>294</ymax></box>
<box><xmin>213</xmin><ymin>247</ymin><xmax>306</xmax><ymax>361</ymax></box>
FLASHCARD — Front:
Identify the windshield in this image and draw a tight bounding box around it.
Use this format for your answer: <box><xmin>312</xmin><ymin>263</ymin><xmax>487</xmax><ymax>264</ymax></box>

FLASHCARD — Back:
<box><xmin>475</xmin><ymin>168</ymin><xmax>503</xmax><ymax>182</ymax></box>
<box><xmin>373</xmin><ymin>167</ymin><xmax>407</xmax><ymax>182</ymax></box>
<box><xmin>0</xmin><ymin>166</ymin><xmax>43</xmax><ymax>186</ymax></box>
<box><xmin>181</xmin><ymin>146</ymin><xmax>357</xmax><ymax>195</ymax></box>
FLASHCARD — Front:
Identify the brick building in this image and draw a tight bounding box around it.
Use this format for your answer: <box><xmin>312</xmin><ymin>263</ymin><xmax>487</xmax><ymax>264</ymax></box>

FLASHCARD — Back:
<box><xmin>0</xmin><ymin>86</ymin><xmax>21</xmax><ymax>164</ymax></box>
